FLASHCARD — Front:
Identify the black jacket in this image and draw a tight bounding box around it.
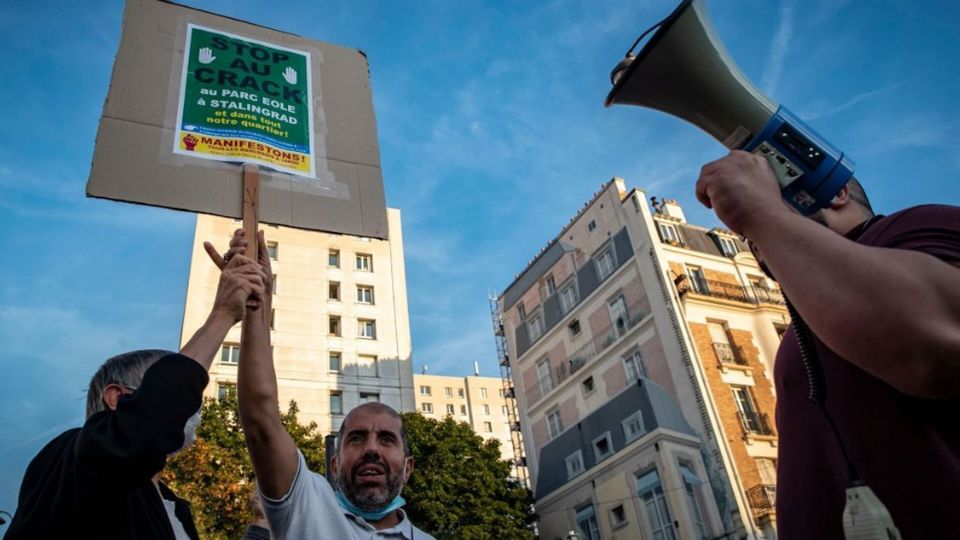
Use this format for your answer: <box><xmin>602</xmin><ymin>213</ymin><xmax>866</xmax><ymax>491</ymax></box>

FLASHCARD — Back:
<box><xmin>4</xmin><ymin>354</ymin><xmax>208</xmax><ymax>540</ymax></box>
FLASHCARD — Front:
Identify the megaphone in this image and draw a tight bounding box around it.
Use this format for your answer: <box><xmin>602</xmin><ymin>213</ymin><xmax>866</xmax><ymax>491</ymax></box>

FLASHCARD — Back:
<box><xmin>605</xmin><ymin>0</ymin><xmax>854</xmax><ymax>215</ymax></box>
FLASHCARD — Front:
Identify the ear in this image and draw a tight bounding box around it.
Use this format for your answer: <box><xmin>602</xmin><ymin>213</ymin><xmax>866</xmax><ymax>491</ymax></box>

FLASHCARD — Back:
<box><xmin>828</xmin><ymin>185</ymin><xmax>851</xmax><ymax>210</ymax></box>
<box><xmin>402</xmin><ymin>456</ymin><xmax>414</xmax><ymax>483</ymax></box>
<box><xmin>331</xmin><ymin>454</ymin><xmax>340</xmax><ymax>478</ymax></box>
<box><xmin>101</xmin><ymin>383</ymin><xmax>127</xmax><ymax>412</ymax></box>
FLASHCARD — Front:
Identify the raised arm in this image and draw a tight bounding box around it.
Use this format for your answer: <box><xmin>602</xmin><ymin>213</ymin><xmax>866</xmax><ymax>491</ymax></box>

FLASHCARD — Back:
<box><xmin>223</xmin><ymin>230</ymin><xmax>300</xmax><ymax>499</ymax></box>
<box><xmin>696</xmin><ymin>151</ymin><xmax>960</xmax><ymax>398</ymax></box>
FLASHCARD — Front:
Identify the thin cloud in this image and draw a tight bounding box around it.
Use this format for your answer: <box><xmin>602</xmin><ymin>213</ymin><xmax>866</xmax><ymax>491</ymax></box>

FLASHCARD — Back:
<box><xmin>762</xmin><ymin>0</ymin><xmax>796</xmax><ymax>97</ymax></box>
<box><xmin>803</xmin><ymin>82</ymin><xmax>907</xmax><ymax>120</ymax></box>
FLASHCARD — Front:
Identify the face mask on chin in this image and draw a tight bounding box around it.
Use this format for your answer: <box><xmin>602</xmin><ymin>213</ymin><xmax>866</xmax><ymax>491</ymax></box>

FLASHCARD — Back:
<box><xmin>169</xmin><ymin>410</ymin><xmax>201</xmax><ymax>458</ymax></box>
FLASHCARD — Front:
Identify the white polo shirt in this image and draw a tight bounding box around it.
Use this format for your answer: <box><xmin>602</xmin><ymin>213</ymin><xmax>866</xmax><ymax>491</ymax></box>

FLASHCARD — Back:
<box><xmin>261</xmin><ymin>451</ymin><xmax>435</xmax><ymax>540</ymax></box>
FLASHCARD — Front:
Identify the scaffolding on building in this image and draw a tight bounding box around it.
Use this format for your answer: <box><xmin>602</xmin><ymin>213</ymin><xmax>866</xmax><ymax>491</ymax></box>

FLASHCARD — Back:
<box><xmin>489</xmin><ymin>292</ymin><xmax>530</xmax><ymax>490</ymax></box>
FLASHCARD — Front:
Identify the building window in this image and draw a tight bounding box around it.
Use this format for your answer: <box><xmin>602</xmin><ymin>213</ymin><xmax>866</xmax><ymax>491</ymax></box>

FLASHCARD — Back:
<box><xmin>686</xmin><ymin>265</ymin><xmax>708</xmax><ymax>294</ymax></box>
<box><xmin>270</xmin><ymin>308</ymin><xmax>276</xmax><ymax>330</ymax></box>
<box><xmin>559</xmin><ymin>283</ymin><xmax>578</xmax><ymax>313</ymax></box>
<box><xmin>774</xmin><ymin>323</ymin><xmax>788</xmax><ymax>341</ymax></box>
<box><xmin>458</xmin><ymin>388</ymin><xmax>465</xmax><ymax>399</ymax></box>
<box><xmin>582</xmin><ymin>376</ymin><xmax>595</xmax><ymax>395</ymax></box>
<box><xmin>444</xmin><ymin>387</ymin><xmax>453</xmax><ymax>398</ymax></box>
<box><xmin>217</xmin><ymin>383</ymin><xmax>236</xmax><ymax>400</ymax></box>
<box><xmin>637</xmin><ymin>469</ymin><xmax>675</xmax><ymax>540</ymax></box>
<box><xmin>359</xmin><ymin>392</ymin><xmax>380</xmax><ymax>403</ymax></box>
<box><xmin>480</xmin><ymin>388</ymin><xmax>488</xmax><ymax>398</ymax></box>
<box><xmin>483</xmin><ymin>421</ymin><xmax>493</xmax><ymax>432</ymax></box>
<box><xmin>623</xmin><ymin>350</ymin><xmax>647</xmax><ymax>381</ymax></box>
<box><xmin>622</xmin><ymin>410</ymin><xmax>646</xmax><ymax>442</ymax></box>
<box><xmin>593</xmin><ymin>432</ymin><xmax>613</xmax><ymax>461</ymax></box>
<box><xmin>221</xmin><ymin>342</ymin><xmax>240</xmax><ymax>364</ymax></box>
<box><xmin>610</xmin><ymin>504</ymin><xmax>628</xmax><ymax>528</ymax></box>
<box><xmin>460</xmin><ymin>404</ymin><xmax>467</xmax><ymax>416</ymax></box>
<box><xmin>419</xmin><ymin>385</ymin><xmax>431</xmax><ymax>396</ymax></box>
<box><xmin>568</xmin><ymin>319</ymin><xmax>581</xmax><ymax>336</ymax></box>
<box><xmin>732</xmin><ymin>386</ymin><xmax>762</xmax><ymax>433</ymax></box>
<box><xmin>679</xmin><ymin>463</ymin><xmax>707</xmax><ymax>538</ymax></box>
<box><xmin>526</xmin><ymin>311</ymin><xmax>544</xmax><ymax>341</ymax></box>
<box><xmin>536</xmin><ymin>358</ymin><xmax>554</xmax><ymax>395</ymax></box>
<box><xmin>358</xmin><ymin>319</ymin><xmax>376</xmax><ymax>339</ymax></box>
<box><xmin>498</xmin><ymin>388</ymin><xmax>505</xmax><ymax>398</ymax></box>
<box><xmin>328</xmin><ymin>249</ymin><xmax>340</xmax><ymax>267</ymax></box>
<box><xmin>608</xmin><ymin>294</ymin><xmax>630</xmax><ymax>338</ymax></box>
<box><xmin>329</xmin><ymin>281</ymin><xmax>340</xmax><ymax>301</ymax></box>
<box><xmin>446</xmin><ymin>404</ymin><xmax>455</xmax><ymax>415</ymax></box>
<box><xmin>355</xmin><ymin>253</ymin><xmax>373</xmax><ymax>272</ymax></box>
<box><xmin>717</xmin><ymin>235</ymin><xmax>739</xmax><ymax>257</ymax></box>
<box><xmin>330</xmin><ymin>391</ymin><xmax>343</xmax><ymax>415</ymax></box>
<box><xmin>329</xmin><ymin>351</ymin><xmax>342</xmax><ymax>373</ymax></box>
<box><xmin>483</xmin><ymin>404</ymin><xmax>490</xmax><ymax>415</ymax></box>
<box><xmin>272</xmin><ymin>274</ymin><xmax>277</xmax><ymax>295</ymax></box>
<box><xmin>357</xmin><ymin>354</ymin><xmax>378</xmax><ymax>377</ymax></box>
<box><xmin>517</xmin><ymin>301</ymin><xmax>526</xmax><ymax>320</ymax></box>
<box><xmin>329</xmin><ymin>315</ymin><xmax>341</xmax><ymax>337</ymax></box>
<box><xmin>658</xmin><ymin>222</ymin><xmax>680</xmax><ymax>245</ymax></box>
<box><xmin>356</xmin><ymin>285</ymin><xmax>374</xmax><ymax>304</ymax></box>
<box><xmin>501</xmin><ymin>406</ymin><xmax>508</xmax><ymax>415</ymax></box>
<box><xmin>565</xmin><ymin>450</ymin><xmax>585</xmax><ymax>479</ymax></box>
<box><xmin>756</xmin><ymin>458</ymin><xmax>777</xmax><ymax>486</ymax></box>
<box><xmin>575</xmin><ymin>504</ymin><xmax>601</xmax><ymax>540</ymax></box>
<box><xmin>421</xmin><ymin>402</ymin><xmax>433</xmax><ymax>414</ymax></box>
<box><xmin>266</xmin><ymin>241</ymin><xmax>278</xmax><ymax>260</ymax></box>
<box><xmin>595</xmin><ymin>246</ymin><xmax>615</xmax><ymax>281</ymax></box>
<box><xmin>547</xmin><ymin>409</ymin><xmax>563</xmax><ymax>439</ymax></box>
<box><xmin>587</xmin><ymin>219</ymin><xmax>597</xmax><ymax>232</ymax></box>
<box><xmin>545</xmin><ymin>274</ymin><xmax>556</xmax><ymax>295</ymax></box>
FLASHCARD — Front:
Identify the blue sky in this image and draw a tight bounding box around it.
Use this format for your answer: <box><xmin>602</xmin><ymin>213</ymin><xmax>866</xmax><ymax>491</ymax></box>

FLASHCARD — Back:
<box><xmin>1</xmin><ymin>0</ymin><xmax>958</xmax><ymax>516</ymax></box>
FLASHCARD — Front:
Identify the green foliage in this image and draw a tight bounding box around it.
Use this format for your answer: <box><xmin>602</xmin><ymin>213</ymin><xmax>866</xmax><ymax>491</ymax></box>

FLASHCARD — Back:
<box><xmin>401</xmin><ymin>413</ymin><xmax>537</xmax><ymax>539</ymax></box>
<box><xmin>162</xmin><ymin>395</ymin><xmax>326</xmax><ymax>539</ymax></box>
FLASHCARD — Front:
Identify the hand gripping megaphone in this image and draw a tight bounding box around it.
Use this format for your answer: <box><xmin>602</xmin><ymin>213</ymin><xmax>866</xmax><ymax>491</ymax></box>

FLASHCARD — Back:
<box><xmin>605</xmin><ymin>0</ymin><xmax>855</xmax><ymax>215</ymax></box>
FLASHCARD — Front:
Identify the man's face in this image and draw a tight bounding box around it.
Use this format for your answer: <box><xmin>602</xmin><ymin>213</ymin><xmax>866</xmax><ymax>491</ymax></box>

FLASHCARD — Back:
<box><xmin>333</xmin><ymin>407</ymin><xmax>412</xmax><ymax>512</ymax></box>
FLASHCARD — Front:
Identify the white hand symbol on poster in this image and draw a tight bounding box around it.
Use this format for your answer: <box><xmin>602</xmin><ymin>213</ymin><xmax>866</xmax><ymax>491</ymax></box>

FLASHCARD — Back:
<box><xmin>198</xmin><ymin>47</ymin><xmax>216</xmax><ymax>64</ymax></box>
<box><xmin>283</xmin><ymin>67</ymin><xmax>297</xmax><ymax>85</ymax></box>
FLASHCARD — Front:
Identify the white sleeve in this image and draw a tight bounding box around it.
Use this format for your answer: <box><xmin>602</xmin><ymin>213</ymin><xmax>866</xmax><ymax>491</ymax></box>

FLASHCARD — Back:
<box><xmin>259</xmin><ymin>450</ymin><xmax>356</xmax><ymax>539</ymax></box>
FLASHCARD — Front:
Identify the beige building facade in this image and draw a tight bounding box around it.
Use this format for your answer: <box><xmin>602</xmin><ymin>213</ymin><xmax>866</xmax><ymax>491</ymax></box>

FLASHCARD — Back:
<box><xmin>412</xmin><ymin>373</ymin><xmax>518</xmax><ymax>464</ymax></box>
<box><xmin>180</xmin><ymin>211</ymin><xmax>416</xmax><ymax>435</ymax></box>
<box><xmin>497</xmin><ymin>179</ymin><xmax>787</xmax><ymax>540</ymax></box>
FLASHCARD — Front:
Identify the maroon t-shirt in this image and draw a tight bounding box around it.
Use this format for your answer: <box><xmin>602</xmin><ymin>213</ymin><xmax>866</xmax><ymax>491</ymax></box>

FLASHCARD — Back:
<box><xmin>774</xmin><ymin>205</ymin><xmax>960</xmax><ymax>539</ymax></box>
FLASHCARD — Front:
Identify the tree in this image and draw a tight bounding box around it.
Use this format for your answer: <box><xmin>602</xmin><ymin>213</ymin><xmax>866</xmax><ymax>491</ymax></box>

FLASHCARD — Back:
<box><xmin>162</xmin><ymin>393</ymin><xmax>326</xmax><ymax>539</ymax></box>
<box><xmin>401</xmin><ymin>413</ymin><xmax>537</xmax><ymax>539</ymax></box>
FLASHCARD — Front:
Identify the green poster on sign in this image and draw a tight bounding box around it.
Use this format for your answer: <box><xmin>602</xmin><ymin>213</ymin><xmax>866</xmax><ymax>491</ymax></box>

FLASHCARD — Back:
<box><xmin>173</xmin><ymin>24</ymin><xmax>315</xmax><ymax>177</ymax></box>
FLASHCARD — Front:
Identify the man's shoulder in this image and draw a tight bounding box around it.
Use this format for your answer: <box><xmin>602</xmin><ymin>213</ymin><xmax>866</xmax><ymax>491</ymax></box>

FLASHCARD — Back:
<box><xmin>29</xmin><ymin>428</ymin><xmax>82</xmax><ymax>466</ymax></box>
<box><xmin>861</xmin><ymin>204</ymin><xmax>960</xmax><ymax>261</ymax></box>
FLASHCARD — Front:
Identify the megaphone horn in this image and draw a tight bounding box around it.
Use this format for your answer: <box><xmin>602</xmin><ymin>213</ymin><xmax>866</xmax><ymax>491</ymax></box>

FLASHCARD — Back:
<box><xmin>606</xmin><ymin>0</ymin><xmax>855</xmax><ymax>215</ymax></box>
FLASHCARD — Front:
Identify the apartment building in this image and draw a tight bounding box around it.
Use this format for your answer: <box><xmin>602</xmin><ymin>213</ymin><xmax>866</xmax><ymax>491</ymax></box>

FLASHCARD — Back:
<box><xmin>497</xmin><ymin>178</ymin><xmax>787</xmax><ymax>539</ymax></box>
<box><xmin>412</xmin><ymin>372</ymin><xmax>522</xmax><ymax>474</ymax></box>
<box><xmin>180</xmin><ymin>211</ymin><xmax>416</xmax><ymax>434</ymax></box>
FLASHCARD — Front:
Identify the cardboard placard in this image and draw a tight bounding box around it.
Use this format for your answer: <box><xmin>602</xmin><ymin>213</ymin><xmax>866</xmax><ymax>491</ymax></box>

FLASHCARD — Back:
<box><xmin>87</xmin><ymin>0</ymin><xmax>388</xmax><ymax>239</ymax></box>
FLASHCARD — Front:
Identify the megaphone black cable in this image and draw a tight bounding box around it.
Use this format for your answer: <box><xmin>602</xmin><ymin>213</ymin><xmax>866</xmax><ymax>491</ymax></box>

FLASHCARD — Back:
<box><xmin>785</xmin><ymin>298</ymin><xmax>860</xmax><ymax>484</ymax></box>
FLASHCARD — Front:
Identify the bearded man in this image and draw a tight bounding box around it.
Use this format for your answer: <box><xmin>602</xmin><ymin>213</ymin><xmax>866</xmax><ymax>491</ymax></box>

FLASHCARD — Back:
<box><xmin>219</xmin><ymin>230</ymin><xmax>433</xmax><ymax>540</ymax></box>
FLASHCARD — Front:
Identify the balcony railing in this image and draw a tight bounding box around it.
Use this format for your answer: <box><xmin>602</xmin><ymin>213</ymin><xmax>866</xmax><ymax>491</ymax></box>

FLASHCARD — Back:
<box><xmin>523</xmin><ymin>304</ymin><xmax>648</xmax><ymax>403</ymax></box>
<box><xmin>713</xmin><ymin>342</ymin><xmax>748</xmax><ymax>366</ymax></box>
<box><xmin>736</xmin><ymin>410</ymin><xmax>775</xmax><ymax>437</ymax></box>
<box><xmin>676</xmin><ymin>275</ymin><xmax>786</xmax><ymax>307</ymax></box>
<box><xmin>746</xmin><ymin>484</ymin><xmax>777</xmax><ymax>516</ymax></box>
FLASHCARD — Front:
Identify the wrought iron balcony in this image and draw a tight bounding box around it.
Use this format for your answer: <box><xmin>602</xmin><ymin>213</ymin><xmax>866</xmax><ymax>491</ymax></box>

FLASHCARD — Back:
<box><xmin>746</xmin><ymin>484</ymin><xmax>777</xmax><ymax>516</ymax></box>
<box><xmin>736</xmin><ymin>410</ymin><xmax>775</xmax><ymax>437</ymax></box>
<box><xmin>713</xmin><ymin>342</ymin><xmax>748</xmax><ymax>366</ymax></box>
<box><xmin>676</xmin><ymin>275</ymin><xmax>787</xmax><ymax>307</ymax></box>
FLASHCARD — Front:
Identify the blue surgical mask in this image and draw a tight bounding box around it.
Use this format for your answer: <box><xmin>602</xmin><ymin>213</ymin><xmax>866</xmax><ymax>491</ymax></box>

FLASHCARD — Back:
<box><xmin>335</xmin><ymin>488</ymin><xmax>406</xmax><ymax>522</ymax></box>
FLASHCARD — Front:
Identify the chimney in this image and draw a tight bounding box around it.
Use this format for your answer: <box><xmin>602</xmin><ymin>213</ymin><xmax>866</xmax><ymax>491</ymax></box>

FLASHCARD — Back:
<box><xmin>474</xmin><ymin>361</ymin><xmax>480</xmax><ymax>376</ymax></box>
<box><xmin>421</xmin><ymin>365</ymin><xmax>428</xmax><ymax>374</ymax></box>
<box><xmin>661</xmin><ymin>199</ymin><xmax>687</xmax><ymax>223</ymax></box>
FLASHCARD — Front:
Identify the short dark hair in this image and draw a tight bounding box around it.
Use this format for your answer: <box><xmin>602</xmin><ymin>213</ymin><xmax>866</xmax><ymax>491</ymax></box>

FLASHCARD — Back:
<box><xmin>846</xmin><ymin>177</ymin><xmax>874</xmax><ymax>216</ymax></box>
<box><xmin>336</xmin><ymin>402</ymin><xmax>411</xmax><ymax>457</ymax></box>
<box><xmin>86</xmin><ymin>349</ymin><xmax>172</xmax><ymax>418</ymax></box>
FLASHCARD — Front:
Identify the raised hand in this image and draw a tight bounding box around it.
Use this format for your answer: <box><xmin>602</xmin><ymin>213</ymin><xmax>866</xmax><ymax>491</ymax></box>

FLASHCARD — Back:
<box><xmin>210</xmin><ymin>255</ymin><xmax>265</xmax><ymax>324</ymax></box>
<box><xmin>282</xmin><ymin>66</ymin><xmax>297</xmax><ymax>85</ymax></box>
<box><xmin>204</xmin><ymin>229</ymin><xmax>273</xmax><ymax>310</ymax></box>
<box><xmin>198</xmin><ymin>47</ymin><xmax>216</xmax><ymax>65</ymax></box>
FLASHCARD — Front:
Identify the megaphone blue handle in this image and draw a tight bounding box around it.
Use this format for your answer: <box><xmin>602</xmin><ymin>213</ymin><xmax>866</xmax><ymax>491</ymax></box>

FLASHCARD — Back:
<box><xmin>743</xmin><ymin>106</ymin><xmax>855</xmax><ymax>215</ymax></box>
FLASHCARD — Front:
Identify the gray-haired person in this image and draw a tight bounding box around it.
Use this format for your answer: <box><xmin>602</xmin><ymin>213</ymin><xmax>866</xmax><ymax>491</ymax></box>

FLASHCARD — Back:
<box><xmin>4</xmin><ymin>245</ymin><xmax>267</xmax><ymax>540</ymax></box>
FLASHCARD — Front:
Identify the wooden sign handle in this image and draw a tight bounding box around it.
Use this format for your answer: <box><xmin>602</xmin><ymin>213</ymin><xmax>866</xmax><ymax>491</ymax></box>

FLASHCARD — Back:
<box><xmin>242</xmin><ymin>163</ymin><xmax>260</xmax><ymax>258</ymax></box>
